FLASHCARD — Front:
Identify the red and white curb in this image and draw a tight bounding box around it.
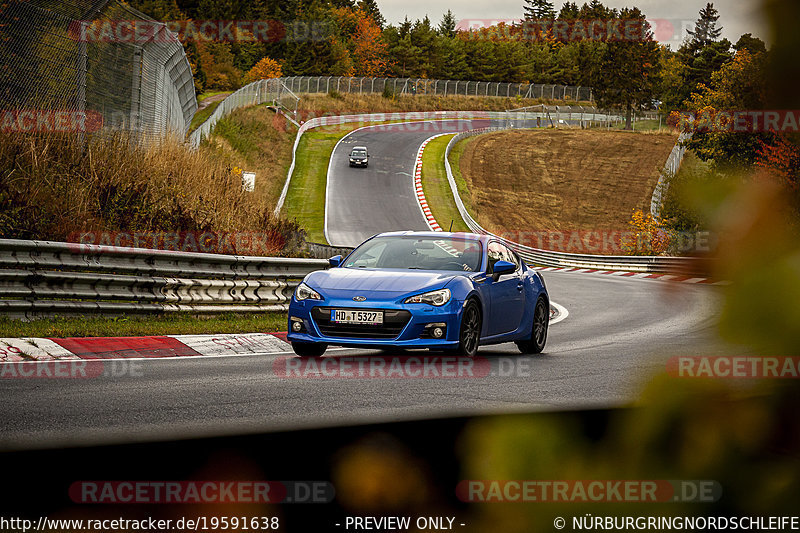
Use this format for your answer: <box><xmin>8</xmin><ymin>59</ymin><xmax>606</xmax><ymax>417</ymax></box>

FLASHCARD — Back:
<box><xmin>532</xmin><ymin>266</ymin><xmax>727</xmax><ymax>285</ymax></box>
<box><xmin>413</xmin><ymin>134</ymin><xmax>451</xmax><ymax>232</ymax></box>
<box><xmin>0</xmin><ymin>333</ymin><xmax>292</xmax><ymax>363</ymax></box>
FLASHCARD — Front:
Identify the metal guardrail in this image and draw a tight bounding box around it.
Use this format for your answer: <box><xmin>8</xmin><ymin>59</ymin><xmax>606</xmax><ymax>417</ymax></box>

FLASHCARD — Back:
<box><xmin>442</xmin><ymin>130</ymin><xmax>706</xmax><ymax>276</ymax></box>
<box><xmin>306</xmin><ymin>242</ymin><xmax>354</xmax><ymax>260</ymax></box>
<box><xmin>273</xmin><ymin>110</ymin><xmax>512</xmax><ymax>215</ymax></box>
<box><xmin>0</xmin><ymin>239</ymin><xmax>328</xmax><ymax>319</ymax></box>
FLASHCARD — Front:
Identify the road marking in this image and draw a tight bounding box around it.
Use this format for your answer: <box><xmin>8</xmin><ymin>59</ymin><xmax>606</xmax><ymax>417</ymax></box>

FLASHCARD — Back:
<box><xmin>550</xmin><ymin>301</ymin><xmax>569</xmax><ymax>325</ymax></box>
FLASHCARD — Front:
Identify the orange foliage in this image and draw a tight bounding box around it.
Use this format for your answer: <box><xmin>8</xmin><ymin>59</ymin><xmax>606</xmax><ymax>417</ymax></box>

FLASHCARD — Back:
<box><xmin>350</xmin><ymin>8</ymin><xmax>391</xmax><ymax>76</ymax></box>
<box><xmin>243</xmin><ymin>57</ymin><xmax>283</xmax><ymax>84</ymax></box>
<box><xmin>756</xmin><ymin>135</ymin><xmax>800</xmax><ymax>190</ymax></box>
<box><xmin>622</xmin><ymin>209</ymin><xmax>672</xmax><ymax>256</ymax></box>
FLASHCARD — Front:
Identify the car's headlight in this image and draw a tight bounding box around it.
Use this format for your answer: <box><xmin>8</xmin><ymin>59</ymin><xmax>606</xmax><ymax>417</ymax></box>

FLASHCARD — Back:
<box><xmin>405</xmin><ymin>288</ymin><xmax>451</xmax><ymax>306</ymax></box>
<box><xmin>295</xmin><ymin>282</ymin><xmax>323</xmax><ymax>301</ymax></box>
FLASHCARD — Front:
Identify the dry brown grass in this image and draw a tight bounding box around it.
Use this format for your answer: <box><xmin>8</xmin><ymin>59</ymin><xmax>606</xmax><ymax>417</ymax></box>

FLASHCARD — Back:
<box><xmin>296</xmin><ymin>93</ymin><xmax>584</xmax><ymax>116</ymax></box>
<box><xmin>0</xmin><ymin>129</ymin><xmax>302</xmax><ymax>254</ymax></box>
<box><xmin>459</xmin><ymin>129</ymin><xmax>679</xmax><ymax>233</ymax></box>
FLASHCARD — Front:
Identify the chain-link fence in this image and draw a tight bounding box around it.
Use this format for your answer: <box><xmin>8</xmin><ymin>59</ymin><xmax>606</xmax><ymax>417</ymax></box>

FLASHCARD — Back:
<box><xmin>187</xmin><ymin>79</ymin><xmax>299</xmax><ymax>148</ymax></box>
<box><xmin>282</xmin><ymin>76</ymin><xmax>594</xmax><ymax>102</ymax></box>
<box><xmin>0</xmin><ymin>0</ymin><xmax>196</xmax><ymax>143</ymax></box>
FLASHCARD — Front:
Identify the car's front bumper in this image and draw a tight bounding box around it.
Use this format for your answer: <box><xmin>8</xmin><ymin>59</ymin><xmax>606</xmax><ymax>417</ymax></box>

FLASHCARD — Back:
<box><xmin>349</xmin><ymin>160</ymin><xmax>368</xmax><ymax>166</ymax></box>
<box><xmin>287</xmin><ymin>296</ymin><xmax>464</xmax><ymax>349</ymax></box>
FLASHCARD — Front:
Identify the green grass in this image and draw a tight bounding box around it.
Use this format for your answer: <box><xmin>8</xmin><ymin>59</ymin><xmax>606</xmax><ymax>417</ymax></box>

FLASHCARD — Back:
<box><xmin>197</xmin><ymin>91</ymin><xmax>233</xmax><ymax>103</ymax></box>
<box><xmin>446</xmin><ymin>136</ymin><xmax>478</xmax><ymax>221</ymax></box>
<box><xmin>283</xmin><ymin>119</ymin><xmax>477</xmax><ymax>243</ymax></box>
<box><xmin>420</xmin><ymin>135</ymin><xmax>469</xmax><ymax>233</ymax></box>
<box><xmin>284</xmin><ymin>129</ymin><xmax>350</xmax><ymax>244</ymax></box>
<box><xmin>189</xmin><ymin>100</ymin><xmax>223</xmax><ymax>133</ymax></box>
<box><xmin>0</xmin><ymin>313</ymin><xmax>288</xmax><ymax>338</ymax></box>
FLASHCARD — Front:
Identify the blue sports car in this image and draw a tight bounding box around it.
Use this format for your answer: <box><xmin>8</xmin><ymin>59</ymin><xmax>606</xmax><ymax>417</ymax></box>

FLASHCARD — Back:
<box><xmin>287</xmin><ymin>231</ymin><xmax>549</xmax><ymax>357</ymax></box>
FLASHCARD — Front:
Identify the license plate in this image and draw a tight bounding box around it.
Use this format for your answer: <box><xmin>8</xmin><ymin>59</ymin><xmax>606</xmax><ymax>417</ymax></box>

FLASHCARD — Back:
<box><xmin>331</xmin><ymin>309</ymin><xmax>383</xmax><ymax>325</ymax></box>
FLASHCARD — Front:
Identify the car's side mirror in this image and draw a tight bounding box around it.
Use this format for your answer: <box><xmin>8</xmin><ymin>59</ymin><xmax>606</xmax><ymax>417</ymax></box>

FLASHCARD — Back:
<box><xmin>491</xmin><ymin>260</ymin><xmax>516</xmax><ymax>280</ymax></box>
<box><xmin>329</xmin><ymin>255</ymin><xmax>343</xmax><ymax>268</ymax></box>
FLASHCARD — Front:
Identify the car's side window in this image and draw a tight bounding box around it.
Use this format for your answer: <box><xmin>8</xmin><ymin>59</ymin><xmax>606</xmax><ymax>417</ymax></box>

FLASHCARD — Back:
<box><xmin>502</xmin><ymin>245</ymin><xmax>521</xmax><ymax>271</ymax></box>
<box><xmin>487</xmin><ymin>242</ymin><xmax>505</xmax><ymax>272</ymax></box>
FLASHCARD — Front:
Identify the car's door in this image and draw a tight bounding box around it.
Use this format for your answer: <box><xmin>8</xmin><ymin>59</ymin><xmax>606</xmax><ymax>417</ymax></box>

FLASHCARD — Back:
<box><xmin>486</xmin><ymin>242</ymin><xmax>526</xmax><ymax>335</ymax></box>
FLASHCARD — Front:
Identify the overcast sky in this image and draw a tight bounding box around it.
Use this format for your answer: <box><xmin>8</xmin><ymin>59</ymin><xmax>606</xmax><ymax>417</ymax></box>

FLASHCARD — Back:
<box><xmin>377</xmin><ymin>0</ymin><xmax>770</xmax><ymax>49</ymax></box>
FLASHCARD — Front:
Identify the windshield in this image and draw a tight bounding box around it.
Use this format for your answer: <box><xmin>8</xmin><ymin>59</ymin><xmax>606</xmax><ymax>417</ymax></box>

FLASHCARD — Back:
<box><xmin>351</xmin><ymin>150</ymin><xmax>367</xmax><ymax>157</ymax></box>
<box><xmin>343</xmin><ymin>236</ymin><xmax>483</xmax><ymax>272</ymax></box>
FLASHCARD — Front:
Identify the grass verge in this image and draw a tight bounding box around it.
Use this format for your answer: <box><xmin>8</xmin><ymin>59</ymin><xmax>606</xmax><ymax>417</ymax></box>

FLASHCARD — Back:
<box><xmin>0</xmin><ymin>313</ymin><xmax>287</xmax><ymax>338</ymax></box>
<box><xmin>420</xmin><ymin>135</ymin><xmax>469</xmax><ymax>233</ymax></box>
<box><xmin>447</xmin><ymin>136</ymin><xmax>478</xmax><ymax>221</ymax></box>
<box><xmin>203</xmin><ymin>105</ymin><xmax>295</xmax><ymax>209</ymax></box>
<box><xmin>282</xmin><ymin>119</ymin><xmax>416</xmax><ymax>244</ymax></box>
<box><xmin>283</xmin><ymin>129</ymin><xmax>351</xmax><ymax>244</ymax></box>
<box><xmin>189</xmin><ymin>100</ymin><xmax>223</xmax><ymax>133</ymax></box>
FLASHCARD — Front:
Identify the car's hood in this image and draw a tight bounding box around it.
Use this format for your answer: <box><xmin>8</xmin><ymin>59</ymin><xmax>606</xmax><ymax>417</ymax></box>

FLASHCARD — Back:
<box><xmin>305</xmin><ymin>268</ymin><xmax>459</xmax><ymax>297</ymax></box>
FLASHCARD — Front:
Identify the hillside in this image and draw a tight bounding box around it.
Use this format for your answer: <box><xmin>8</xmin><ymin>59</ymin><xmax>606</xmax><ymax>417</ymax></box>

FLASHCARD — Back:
<box><xmin>458</xmin><ymin>129</ymin><xmax>678</xmax><ymax>236</ymax></box>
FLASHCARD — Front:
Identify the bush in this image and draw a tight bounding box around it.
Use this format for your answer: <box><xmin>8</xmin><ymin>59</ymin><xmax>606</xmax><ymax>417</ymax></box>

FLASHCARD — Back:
<box><xmin>382</xmin><ymin>84</ymin><xmax>396</xmax><ymax>100</ymax></box>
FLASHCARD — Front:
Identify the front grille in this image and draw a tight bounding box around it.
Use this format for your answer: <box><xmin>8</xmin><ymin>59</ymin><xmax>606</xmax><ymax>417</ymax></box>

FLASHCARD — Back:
<box><xmin>311</xmin><ymin>307</ymin><xmax>412</xmax><ymax>339</ymax></box>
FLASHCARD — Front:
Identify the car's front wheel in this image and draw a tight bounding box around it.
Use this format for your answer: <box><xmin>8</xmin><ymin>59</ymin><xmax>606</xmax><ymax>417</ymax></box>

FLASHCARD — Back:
<box><xmin>291</xmin><ymin>342</ymin><xmax>327</xmax><ymax>357</ymax></box>
<box><xmin>516</xmin><ymin>297</ymin><xmax>548</xmax><ymax>354</ymax></box>
<box><xmin>457</xmin><ymin>300</ymin><xmax>482</xmax><ymax>357</ymax></box>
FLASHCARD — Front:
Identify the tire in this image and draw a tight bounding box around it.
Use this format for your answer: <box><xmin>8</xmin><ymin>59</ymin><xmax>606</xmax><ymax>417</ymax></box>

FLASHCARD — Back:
<box><xmin>457</xmin><ymin>300</ymin><xmax>482</xmax><ymax>357</ymax></box>
<box><xmin>291</xmin><ymin>342</ymin><xmax>327</xmax><ymax>357</ymax></box>
<box><xmin>516</xmin><ymin>297</ymin><xmax>548</xmax><ymax>354</ymax></box>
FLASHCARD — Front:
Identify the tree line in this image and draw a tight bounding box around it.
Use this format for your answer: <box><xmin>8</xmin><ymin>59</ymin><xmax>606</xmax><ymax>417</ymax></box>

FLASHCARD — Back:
<box><xmin>126</xmin><ymin>0</ymin><xmax>794</xmax><ymax>186</ymax></box>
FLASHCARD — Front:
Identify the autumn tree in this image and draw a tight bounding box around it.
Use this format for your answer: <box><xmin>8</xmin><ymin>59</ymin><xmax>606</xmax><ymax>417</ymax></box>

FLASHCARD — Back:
<box><xmin>351</xmin><ymin>8</ymin><xmax>390</xmax><ymax>76</ymax></box>
<box><xmin>243</xmin><ymin>57</ymin><xmax>282</xmax><ymax>84</ymax></box>
<box><xmin>756</xmin><ymin>135</ymin><xmax>800</xmax><ymax>190</ymax></box>
<box><xmin>682</xmin><ymin>49</ymin><xmax>770</xmax><ymax>172</ymax></box>
<box><xmin>662</xmin><ymin>3</ymin><xmax>732</xmax><ymax>112</ymax></box>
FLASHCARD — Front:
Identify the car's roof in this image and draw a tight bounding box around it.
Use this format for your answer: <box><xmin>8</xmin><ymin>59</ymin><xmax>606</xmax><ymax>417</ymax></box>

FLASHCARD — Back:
<box><xmin>352</xmin><ymin>146</ymin><xmax>368</xmax><ymax>151</ymax></box>
<box><xmin>372</xmin><ymin>230</ymin><xmax>486</xmax><ymax>242</ymax></box>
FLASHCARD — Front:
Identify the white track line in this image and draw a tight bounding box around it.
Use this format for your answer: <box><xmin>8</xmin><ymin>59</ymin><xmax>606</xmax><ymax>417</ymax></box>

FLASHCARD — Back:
<box><xmin>550</xmin><ymin>301</ymin><xmax>569</xmax><ymax>325</ymax></box>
